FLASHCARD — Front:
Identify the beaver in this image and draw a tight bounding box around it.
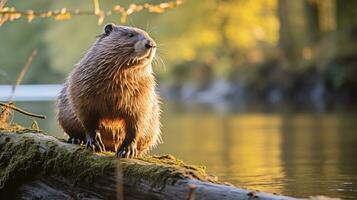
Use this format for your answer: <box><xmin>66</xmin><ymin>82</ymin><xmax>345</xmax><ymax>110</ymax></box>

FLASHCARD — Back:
<box><xmin>56</xmin><ymin>23</ymin><xmax>162</xmax><ymax>158</ymax></box>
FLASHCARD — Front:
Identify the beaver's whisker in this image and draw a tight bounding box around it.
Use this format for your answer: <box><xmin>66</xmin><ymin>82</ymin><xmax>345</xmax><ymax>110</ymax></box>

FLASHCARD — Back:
<box><xmin>155</xmin><ymin>54</ymin><xmax>166</xmax><ymax>71</ymax></box>
<box><xmin>148</xmin><ymin>26</ymin><xmax>157</xmax><ymax>35</ymax></box>
<box><xmin>156</xmin><ymin>43</ymin><xmax>166</xmax><ymax>47</ymax></box>
<box><xmin>152</xmin><ymin>57</ymin><xmax>158</xmax><ymax>67</ymax></box>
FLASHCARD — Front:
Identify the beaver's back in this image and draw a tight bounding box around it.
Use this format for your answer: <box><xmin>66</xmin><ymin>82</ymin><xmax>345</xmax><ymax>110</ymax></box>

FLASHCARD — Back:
<box><xmin>56</xmin><ymin>82</ymin><xmax>85</xmax><ymax>142</ymax></box>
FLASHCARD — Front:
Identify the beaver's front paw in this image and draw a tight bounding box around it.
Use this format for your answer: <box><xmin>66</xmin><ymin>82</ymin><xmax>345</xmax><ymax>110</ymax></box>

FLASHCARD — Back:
<box><xmin>116</xmin><ymin>141</ymin><xmax>138</xmax><ymax>158</ymax></box>
<box><xmin>85</xmin><ymin>132</ymin><xmax>106</xmax><ymax>152</ymax></box>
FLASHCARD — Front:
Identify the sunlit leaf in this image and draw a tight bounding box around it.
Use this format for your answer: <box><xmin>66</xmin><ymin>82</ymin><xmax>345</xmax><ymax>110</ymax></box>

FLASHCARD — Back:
<box><xmin>54</xmin><ymin>13</ymin><xmax>71</xmax><ymax>21</ymax></box>
<box><xmin>26</xmin><ymin>10</ymin><xmax>34</xmax><ymax>22</ymax></box>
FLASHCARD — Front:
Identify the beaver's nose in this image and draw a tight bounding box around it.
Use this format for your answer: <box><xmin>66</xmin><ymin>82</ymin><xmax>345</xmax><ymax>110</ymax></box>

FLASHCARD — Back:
<box><xmin>144</xmin><ymin>40</ymin><xmax>155</xmax><ymax>49</ymax></box>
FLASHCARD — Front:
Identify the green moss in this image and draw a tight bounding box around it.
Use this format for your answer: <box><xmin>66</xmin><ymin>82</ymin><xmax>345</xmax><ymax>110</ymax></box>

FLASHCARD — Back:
<box><xmin>0</xmin><ymin>132</ymin><xmax>217</xmax><ymax>191</ymax></box>
<box><xmin>119</xmin><ymin>154</ymin><xmax>218</xmax><ymax>189</ymax></box>
<box><xmin>0</xmin><ymin>135</ymin><xmax>116</xmax><ymax>191</ymax></box>
<box><xmin>0</xmin><ymin>139</ymin><xmax>40</xmax><ymax>189</ymax></box>
<box><xmin>42</xmin><ymin>141</ymin><xmax>117</xmax><ymax>183</ymax></box>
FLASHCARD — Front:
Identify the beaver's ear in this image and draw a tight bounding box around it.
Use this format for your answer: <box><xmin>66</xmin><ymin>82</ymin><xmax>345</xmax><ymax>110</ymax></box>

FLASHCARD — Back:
<box><xmin>104</xmin><ymin>23</ymin><xmax>114</xmax><ymax>35</ymax></box>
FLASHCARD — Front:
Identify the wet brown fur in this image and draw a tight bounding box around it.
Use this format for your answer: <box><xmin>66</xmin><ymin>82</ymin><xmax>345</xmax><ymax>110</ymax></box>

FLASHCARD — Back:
<box><xmin>56</xmin><ymin>24</ymin><xmax>161</xmax><ymax>155</ymax></box>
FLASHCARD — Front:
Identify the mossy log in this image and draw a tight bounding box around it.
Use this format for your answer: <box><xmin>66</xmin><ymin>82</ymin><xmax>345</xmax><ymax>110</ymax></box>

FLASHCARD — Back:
<box><xmin>0</xmin><ymin>132</ymin><xmax>328</xmax><ymax>200</ymax></box>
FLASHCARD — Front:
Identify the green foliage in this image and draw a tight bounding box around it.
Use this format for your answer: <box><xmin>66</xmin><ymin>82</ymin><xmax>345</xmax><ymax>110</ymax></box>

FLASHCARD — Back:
<box><xmin>0</xmin><ymin>0</ymin><xmax>356</xmax><ymax>93</ymax></box>
<box><xmin>0</xmin><ymin>1</ymin><xmax>65</xmax><ymax>84</ymax></box>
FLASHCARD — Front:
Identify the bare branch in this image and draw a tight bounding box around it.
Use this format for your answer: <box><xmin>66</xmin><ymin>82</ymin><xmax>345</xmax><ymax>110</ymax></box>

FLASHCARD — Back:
<box><xmin>0</xmin><ymin>0</ymin><xmax>183</xmax><ymax>26</ymax></box>
<box><xmin>0</xmin><ymin>102</ymin><xmax>46</xmax><ymax>119</ymax></box>
<box><xmin>0</xmin><ymin>0</ymin><xmax>7</xmax><ymax>9</ymax></box>
<box><xmin>8</xmin><ymin>49</ymin><xmax>38</xmax><ymax>102</ymax></box>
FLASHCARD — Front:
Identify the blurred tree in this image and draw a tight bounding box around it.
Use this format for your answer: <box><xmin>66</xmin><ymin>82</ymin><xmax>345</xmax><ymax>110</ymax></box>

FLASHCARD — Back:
<box><xmin>304</xmin><ymin>0</ymin><xmax>320</xmax><ymax>43</ymax></box>
<box><xmin>278</xmin><ymin>0</ymin><xmax>313</xmax><ymax>61</ymax></box>
<box><xmin>336</xmin><ymin>0</ymin><xmax>357</xmax><ymax>36</ymax></box>
<box><xmin>1</xmin><ymin>0</ymin><xmax>357</xmax><ymax>104</ymax></box>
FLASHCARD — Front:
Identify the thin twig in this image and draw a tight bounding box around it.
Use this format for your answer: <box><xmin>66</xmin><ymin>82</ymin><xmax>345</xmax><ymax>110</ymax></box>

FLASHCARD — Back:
<box><xmin>0</xmin><ymin>102</ymin><xmax>46</xmax><ymax>119</ymax></box>
<box><xmin>93</xmin><ymin>0</ymin><xmax>100</xmax><ymax>15</ymax></box>
<box><xmin>14</xmin><ymin>50</ymin><xmax>38</xmax><ymax>90</ymax></box>
<box><xmin>8</xmin><ymin>49</ymin><xmax>38</xmax><ymax>102</ymax></box>
<box><xmin>0</xmin><ymin>0</ymin><xmax>183</xmax><ymax>25</ymax></box>
<box><xmin>0</xmin><ymin>0</ymin><xmax>7</xmax><ymax>9</ymax></box>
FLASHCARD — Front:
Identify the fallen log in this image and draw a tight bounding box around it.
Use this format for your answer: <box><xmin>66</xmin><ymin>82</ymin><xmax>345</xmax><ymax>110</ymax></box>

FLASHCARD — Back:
<box><xmin>0</xmin><ymin>131</ymin><xmax>334</xmax><ymax>200</ymax></box>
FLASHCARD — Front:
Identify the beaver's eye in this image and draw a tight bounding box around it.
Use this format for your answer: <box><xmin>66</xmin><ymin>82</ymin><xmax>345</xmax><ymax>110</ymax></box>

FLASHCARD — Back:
<box><xmin>128</xmin><ymin>33</ymin><xmax>134</xmax><ymax>38</ymax></box>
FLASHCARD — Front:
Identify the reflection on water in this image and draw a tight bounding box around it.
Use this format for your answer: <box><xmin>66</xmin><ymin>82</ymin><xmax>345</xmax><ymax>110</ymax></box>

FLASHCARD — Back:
<box><xmin>9</xmin><ymin>101</ymin><xmax>357</xmax><ymax>199</ymax></box>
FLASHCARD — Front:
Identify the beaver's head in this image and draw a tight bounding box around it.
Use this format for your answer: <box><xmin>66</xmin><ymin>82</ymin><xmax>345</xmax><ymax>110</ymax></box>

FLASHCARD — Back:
<box><xmin>94</xmin><ymin>23</ymin><xmax>156</xmax><ymax>69</ymax></box>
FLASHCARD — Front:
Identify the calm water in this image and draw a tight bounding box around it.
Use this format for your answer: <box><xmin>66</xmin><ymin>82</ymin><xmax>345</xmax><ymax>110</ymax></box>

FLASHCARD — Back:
<box><xmin>9</xmin><ymin>101</ymin><xmax>357</xmax><ymax>199</ymax></box>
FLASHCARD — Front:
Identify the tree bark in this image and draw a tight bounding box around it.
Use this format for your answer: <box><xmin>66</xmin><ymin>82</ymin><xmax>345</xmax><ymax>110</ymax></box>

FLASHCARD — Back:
<box><xmin>278</xmin><ymin>0</ymin><xmax>311</xmax><ymax>61</ymax></box>
<box><xmin>0</xmin><ymin>132</ymin><xmax>331</xmax><ymax>200</ymax></box>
